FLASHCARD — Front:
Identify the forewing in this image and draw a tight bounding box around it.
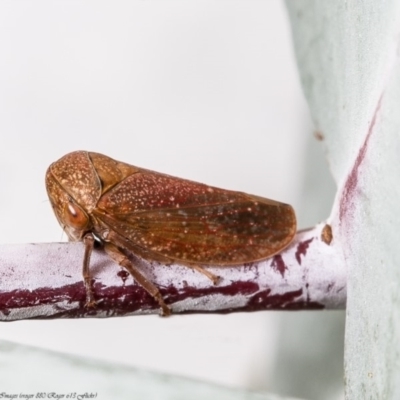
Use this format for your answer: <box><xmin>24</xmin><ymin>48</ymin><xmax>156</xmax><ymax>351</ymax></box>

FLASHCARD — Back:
<box><xmin>94</xmin><ymin>172</ymin><xmax>296</xmax><ymax>265</ymax></box>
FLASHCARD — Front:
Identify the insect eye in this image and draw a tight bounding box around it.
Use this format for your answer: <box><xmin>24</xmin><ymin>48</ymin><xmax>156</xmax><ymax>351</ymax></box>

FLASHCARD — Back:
<box><xmin>63</xmin><ymin>202</ymin><xmax>89</xmax><ymax>230</ymax></box>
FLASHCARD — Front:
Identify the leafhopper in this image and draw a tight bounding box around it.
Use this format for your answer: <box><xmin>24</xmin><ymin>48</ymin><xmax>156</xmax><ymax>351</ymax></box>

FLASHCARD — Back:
<box><xmin>46</xmin><ymin>151</ymin><xmax>296</xmax><ymax>315</ymax></box>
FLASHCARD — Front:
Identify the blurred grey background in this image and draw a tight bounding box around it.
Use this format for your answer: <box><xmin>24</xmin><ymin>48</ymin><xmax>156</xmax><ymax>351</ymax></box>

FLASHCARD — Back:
<box><xmin>0</xmin><ymin>1</ymin><xmax>341</xmax><ymax>399</ymax></box>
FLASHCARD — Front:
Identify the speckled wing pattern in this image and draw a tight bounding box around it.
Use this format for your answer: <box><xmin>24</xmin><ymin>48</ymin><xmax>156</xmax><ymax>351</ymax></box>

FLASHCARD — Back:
<box><xmin>93</xmin><ymin>170</ymin><xmax>296</xmax><ymax>266</ymax></box>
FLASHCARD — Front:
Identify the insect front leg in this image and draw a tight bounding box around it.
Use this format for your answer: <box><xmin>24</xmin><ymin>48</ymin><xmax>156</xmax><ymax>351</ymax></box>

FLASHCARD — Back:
<box><xmin>104</xmin><ymin>242</ymin><xmax>171</xmax><ymax>316</ymax></box>
<box><xmin>82</xmin><ymin>233</ymin><xmax>96</xmax><ymax>308</ymax></box>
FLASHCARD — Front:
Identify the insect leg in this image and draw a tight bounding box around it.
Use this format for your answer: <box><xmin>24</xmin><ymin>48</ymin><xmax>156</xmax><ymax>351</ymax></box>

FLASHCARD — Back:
<box><xmin>187</xmin><ymin>264</ymin><xmax>220</xmax><ymax>285</ymax></box>
<box><xmin>104</xmin><ymin>243</ymin><xmax>171</xmax><ymax>316</ymax></box>
<box><xmin>82</xmin><ymin>233</ymin><xmax>96</xmax><ymax>308</ymax></box>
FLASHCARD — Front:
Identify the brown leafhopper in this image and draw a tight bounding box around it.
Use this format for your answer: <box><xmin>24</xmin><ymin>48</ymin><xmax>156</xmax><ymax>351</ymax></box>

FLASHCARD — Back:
<box><xmin>46</xmin><ymin>151</ymin><xmax>296</xmax><ymax>315</ymax></box>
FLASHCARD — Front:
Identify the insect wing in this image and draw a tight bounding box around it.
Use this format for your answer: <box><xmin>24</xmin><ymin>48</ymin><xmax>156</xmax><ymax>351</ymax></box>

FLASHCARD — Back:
<box><xmin>94</xmin><ymin>171</ymin><xmax>296</xmax><ymax>265</ymax></box>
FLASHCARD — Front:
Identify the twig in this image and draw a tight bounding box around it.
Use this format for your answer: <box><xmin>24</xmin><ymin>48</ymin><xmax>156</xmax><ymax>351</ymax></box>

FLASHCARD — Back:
<box><xmin>0</xmin><ymin>222</ymin><xmax>345</xmax><ymax>320</ymax></box>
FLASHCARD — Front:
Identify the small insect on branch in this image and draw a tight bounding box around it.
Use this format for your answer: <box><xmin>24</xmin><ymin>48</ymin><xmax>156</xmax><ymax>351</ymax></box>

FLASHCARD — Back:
<box><xmin>0</xmin><ymin>223</ymin><xmax>345</xmax><ymax>321</ymax></box>
<box><xmin>45</xmin><ymin>151</ymin><xmax>299</xmax><ymax>316</ymax></box>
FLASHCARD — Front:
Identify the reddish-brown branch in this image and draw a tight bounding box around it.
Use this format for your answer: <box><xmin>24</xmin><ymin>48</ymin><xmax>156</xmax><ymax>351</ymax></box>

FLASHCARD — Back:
<box><xmin>0</xmin><ymin>223</ymin><xmax>345</xmax><ymax>320</ymax></box>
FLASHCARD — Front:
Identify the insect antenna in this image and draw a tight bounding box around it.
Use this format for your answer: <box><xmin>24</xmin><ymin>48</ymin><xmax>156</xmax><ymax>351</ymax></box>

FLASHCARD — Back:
<box><xmin>59</xmin><ymin>226</ymin><xmax>66</xmax><ymax>241</ymax></box>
